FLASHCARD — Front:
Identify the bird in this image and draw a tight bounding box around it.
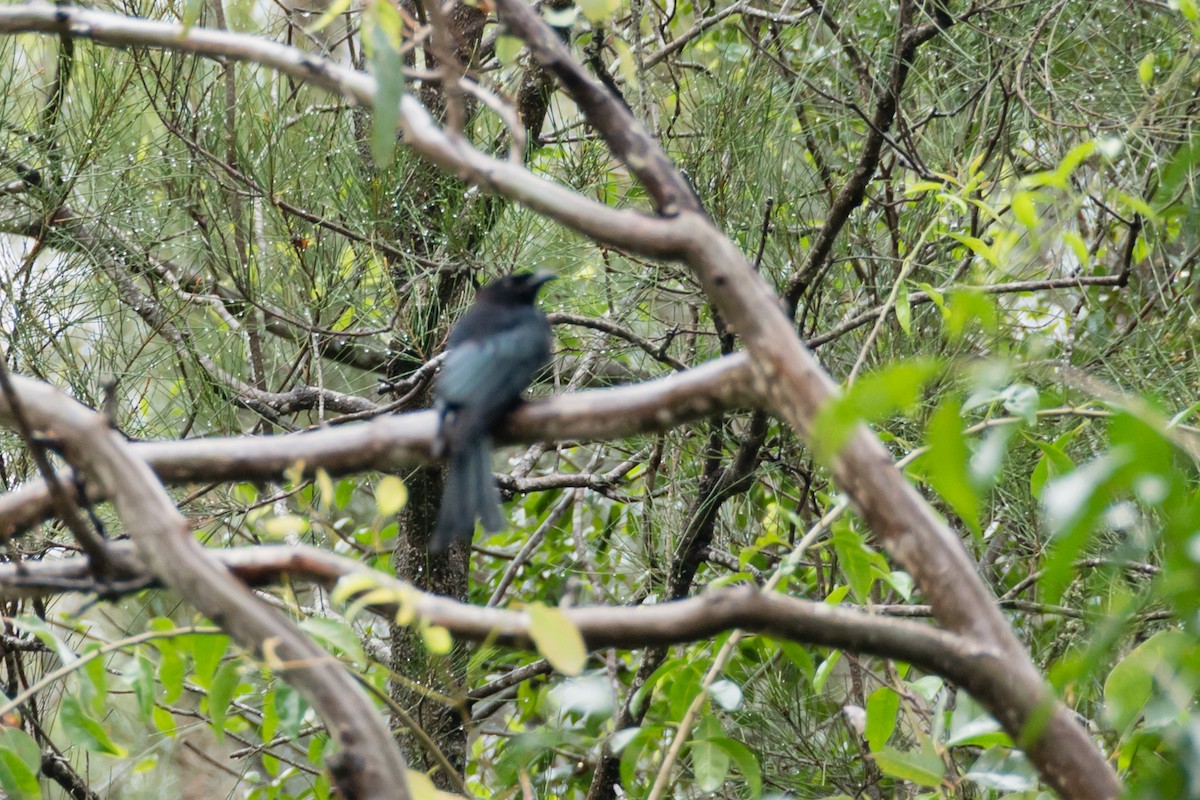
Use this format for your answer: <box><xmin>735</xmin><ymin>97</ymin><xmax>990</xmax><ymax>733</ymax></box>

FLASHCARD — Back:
<box><xmin>430</xmin><ymin>270</ymin><xmax>557</xmax><ymax>552</ymax></box>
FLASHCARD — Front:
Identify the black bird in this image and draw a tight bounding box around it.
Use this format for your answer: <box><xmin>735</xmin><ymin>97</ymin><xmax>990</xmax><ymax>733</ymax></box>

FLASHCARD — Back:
<box><xmin>431</xmin><ymin>270</ymin><xmax>557</xmax><ymax>552</ymax></box>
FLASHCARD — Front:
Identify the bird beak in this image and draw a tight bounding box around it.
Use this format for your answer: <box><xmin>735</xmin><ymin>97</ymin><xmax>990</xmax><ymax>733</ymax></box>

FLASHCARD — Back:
<box><xmin>531</xmin><ymin>271</ymin><xmax>558</xmax><ymax>288</ymax></box>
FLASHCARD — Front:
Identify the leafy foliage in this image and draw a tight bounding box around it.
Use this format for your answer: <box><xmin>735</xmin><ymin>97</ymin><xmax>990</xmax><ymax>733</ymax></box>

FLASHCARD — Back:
<box><xmin>1</xmin><ymin>0</ymin><xmax>1200</xmax><ymax>797</ymax></box>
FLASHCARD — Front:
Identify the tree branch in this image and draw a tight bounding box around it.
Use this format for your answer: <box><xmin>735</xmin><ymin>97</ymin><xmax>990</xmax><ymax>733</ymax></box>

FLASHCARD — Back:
<box><xmin>0</xmin><ymin>354</ymin><xmax>759</xmax><ymax>539</ymax></box>
<box><xmin>0</xmin><ymin>374</ymin><xmax>411</xmax><ymax>800</ymax></box>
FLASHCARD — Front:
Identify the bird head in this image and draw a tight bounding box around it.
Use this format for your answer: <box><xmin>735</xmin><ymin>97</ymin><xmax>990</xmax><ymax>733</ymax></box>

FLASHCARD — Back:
<box><xmin>479</xmin><ymin>270</ymin><xmax>558</xmax><ymax>305</ymax></box>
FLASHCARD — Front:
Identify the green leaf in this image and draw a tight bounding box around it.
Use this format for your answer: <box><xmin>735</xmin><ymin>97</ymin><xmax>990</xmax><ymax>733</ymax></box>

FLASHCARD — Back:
<box><xmin>1138</xmin><ymin>51</ymin><xmax>1156</xmax><ymax>86</ymax></box>
<box><xmin>260</xmin><ymin>686</ymin><xmax>278</xmax><ymax>742</ymax></box>
<box><xmin>812</xmin><ymin>359</ymin><xmax>941</xmax><ymax>460</ymax></box>
<box><xmin>375</xmin><ymin>475</ymin><xmax>408</xmax><ymax>516</ymax></box>
<box><xmin>667</xmin><ymin>663</ymin><xmax>703</xmax><ymax>720</ymax></box>
<box><xmin>528</xmin><ymin>603</ymin><xmax>587</xmax><ymax>675</ymax></box>
<box><xmin>192</xmin><ymin>634</ymin><xmax>231</xmax><ymax>688</ymax></box>
<box><xmin>906</xmin><ymin>180</ymin><xmax>946</xmax><ymax>194</ymax></box>
<box><xmin>946</xmin><ymin>232</ymin><xmax>999</xmax><ymax>267</ymax></box>
<box><xmin>1011</xmin><ymin>192</ymin><xmax>1038</xmax><ymax>228</ymax></box>
<box><xmin>61</xmin><ymin>695</ymin><xmax>126</xmax><ymax>756</ymax></box>
<box><xmin>691</xmin><ymin>715</ymin><xmax>729</xmax><ymax>792</ymax></box>
<box><xmin>945</xmin><ymin>289</ymin><xmax>998</xmax><ymax>342</ymax></box>
<box><xmin>707</xmin><ymin>736</ymin><xmax>762</xmax><ymax>795</ymax></box>
<box><xmin>261</xmin><ymin>514</ymin><xmax>309</xmax><ymax>540</ymax></box>
<box><xmin>158</xmin><ymin>643</ymin><xmax>185</xmax><ymax>704</ymax></box>
<box><xmin>1115</xmin><ymin>191</ymin><xmax>1158</xmax><ymax>222</ymax></box>
<box><xmin>577</xmin><ymin>0</ymin><xmax>621</xmax><ymax>23</ymax></box>
<box><xmin>865</xmin><ymin>687</ymin><xmax>901</xmax><ymax>751</ymax></box>
<box><xmin>921</xmin><ymin>399</ymin><xmax>981</xmax><ymax>538</ymax></box>
<box><xmin>13</xmin><ymin>617</ymin><xmax>75</xmax><ymax>664</ymax></box>
<box><xmin>80</xmin><ymin>645</ymin><xmax>108</xmax><ymax>717</ymax></box>
<box><xmin>611</xmin><ymin>36</ymin><xmax>640</xmax><ymax>89</ymax></box>
<box><xmin>421</xmin><ymin>624</ymin><xmax>453</xmax><ymax>655</ymax></box>
<box><xmin>366</xmin><ymin>0</ymin><xmax>405</xmax><ymax>167</ymax></box>
<box><xmin>691</xmin><ymin>736</ymin><xmax>729</xmax><ymax>792</ymax></box>
<box><xmin>1056</xmin><ymin>140</ymin><xmax>1097</xmax><ymax>183</ymax></box>
<box><xmin>0</xmin><ymin>729</ymin><xmax>40</xmax><ymax>800</ymax></box>
<box><xmin>275</xmin><ymin>682</ymin><xmax>308</xmax><ymax>740</ymax></box>
<box><xmin>916</xmin><ymin>282</ymin><xmax>945</xmax><ymax>311</ymax></box>
<box><xmin>152</xmin><ymin>705</ymin><xmax>176</xmax><ymax>737</ymax></box>
<box><xmin>335</xmin><ymin>479</ymin><xmax>356</xmax><ymax>508</ymax></box>
<box><xmin>832</xmin><ymin>523</ymin><xmax>883</xmax><ymax>602</ymax></box>
<box><xmin>895</xmin><ymin>284</ymin><xmax>912</xmax><ymax>334</ymax></box>
<box><xmin>1104</xmin><ymin>630</ymin><xmax>1195</xmax><ymax>732</ymax></box>
<box><xmin>123</xmin><ymin>649</ymin><xmax>156</xmax><ymax>719</ymax></box>
<box><xmin>181</xmin><ymin>0</ymin><xmax>205</xmax><ymax>31</ymax></box>
<box><xmin>300</xmin><ymin>618</ymin><xmax>368</xmax><ymax>668</ymax></box>
<box><xmin>1180</xmin><ymin>0</ymin><xmax>1199</xmax><ymax>20</ymax></box>
<box><xmin>0</xmin><ymin>743</ymin><xmax>40</xmax><ymax>800</ymax></box>
<box><xmin>778</xmin><ymin>641</ymin><xmax>815</xmax><ymax>684</ymax></box>
<box><xmin>315</xmin><ymin>469</ymin><xmax>335</xmax><ymax>507</ymax></box>
<box><xmin>1027</xmin><ymin>426</ymin><xmax>1083</xmax><ymax>499</ymax></box>
<box><xmin>1039</xmin><ymin>447</ymin><xmax>1133</xmax><ymax>602</ymax></box>
<box><xmin>964</xmin><ymin>747</ymin><xmax>1037</xmax><ymax>792</ymax></box>
<box><xmin>207</xmin><ymin>661</ymin><xmax>242</xmax><ymax>740</ymax></box>
<box><xmin>1062</xmin><ymin>230</ymin><xmax>1090</xmax><ymax>269</ymax></box>
<box><xmin>872</xmin><ymin>743</ymin><xmax>944</xmax><ymax>787</ymax></box>
<box><xmin>405</xmin><ymin>769</ymin><xmax>440</xmax><ymax>800</ymax></box>
<box><xmin>619</xmin><ymin>725</ymin><xmax>664</xmax><ymax>788</ymax></box>
<box><xmin>304</xmin><ymin>0</ymin><xmax>353</xmax><ymax>33</ymax></box>
<box><xmin>813</xmin><ymin>651</ymin><xmax>843</xmax><ymax>695</ymax></box>
<box><xmin>947</xmin><ymin>696</ymin><xmax>1011</xmax><ymax>748</ymax></box>
<box><xmin>824</xmin><ymin>585</ymin><xmax>850</xmax><ymax>605</ymax></box>
<box><xmin>0</xmin><ymin>728</ymin><xmax>41</xmax><ymax>776</ymax></box>
<box><xmin>496</xmin><ymin>35</ymin><xmax>525</xmax><ymax>66</ymax></box>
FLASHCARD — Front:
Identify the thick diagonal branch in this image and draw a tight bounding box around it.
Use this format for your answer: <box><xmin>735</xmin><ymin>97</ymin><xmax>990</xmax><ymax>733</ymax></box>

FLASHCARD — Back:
<box><xmin>0</xmin><ymin>375</ymin><xmax>411</xmax><ymax>800</ymax></box>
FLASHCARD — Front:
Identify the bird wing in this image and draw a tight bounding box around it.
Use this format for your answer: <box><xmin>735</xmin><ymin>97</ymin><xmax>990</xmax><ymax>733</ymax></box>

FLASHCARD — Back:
<box><xmin>436</xmin><ymin>323</ymin><xmax>549</xmax><ymax>426</ymax></box>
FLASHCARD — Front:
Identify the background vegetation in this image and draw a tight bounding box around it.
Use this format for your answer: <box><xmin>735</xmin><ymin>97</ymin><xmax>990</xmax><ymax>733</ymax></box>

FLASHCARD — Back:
<box><xmin>1</xmin><ymin>0</ymin><xmax>1199</xmax><ymax>797</ymax></box>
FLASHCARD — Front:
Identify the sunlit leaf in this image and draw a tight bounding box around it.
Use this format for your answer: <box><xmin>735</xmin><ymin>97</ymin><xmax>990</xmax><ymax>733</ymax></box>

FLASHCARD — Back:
<box><xmin>421</xmin><ymin>624</ymin><xmax>453</xmax><ymax>655</ymax></box>
<box><xmin>1138</xmin><ymin>52</ymin><xmax>1156</xmax><ymax>86</ymax></box>
<box><xmin>865</xmin><ymin>687</ymin><xmax>900</xmax><ymax>751</ymax></box>
<box><xmin>406</xmin><ymin>768</ymin><xmax>439</xmax><ymax>800</ymax></box>
<box><xmin>1011</xmin><ymin>192</ymin><xmax>1038</xmax><ymax>227</ymax></box>
<box><xmin>375</xmin><ymin>475</ymin><xmax>408</xmax><ymax>516</ymax></box>
<box><xmin>528</xmin><ymin>603</ymin><xmax>587</xmax><ymax>675</ymax></box>
<box><xmin>262</xmin><ymin>514</ymin><xmax>309</xmax><ymax>540</ymax></box>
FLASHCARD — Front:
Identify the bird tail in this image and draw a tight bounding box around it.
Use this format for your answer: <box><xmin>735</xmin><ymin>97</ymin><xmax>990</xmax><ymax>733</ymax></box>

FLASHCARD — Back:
<box><xmin>431</xmin><ymin>436</ymin><xmax>504</xmax><ymax>552</ymax></box>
